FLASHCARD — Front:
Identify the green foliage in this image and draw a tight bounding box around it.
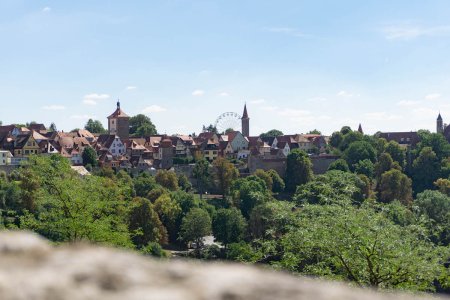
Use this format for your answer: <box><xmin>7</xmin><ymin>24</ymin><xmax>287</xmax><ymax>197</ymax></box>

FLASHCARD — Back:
<box><xmin>353</xmin><ymin>159</ymin><xmax>374</xmax><ymax>178</ymax></box>
<box><xmin>260</xmin><ymin>129</ymin><xmax>284</xmax><ymax>138</ymax></box>
<box><xmin>416</xmin><ymin>130</ymin><xmax>450</xmax><ymax>161</ymax></box>
<box><xmin>141</xmin><ymin>242</ymin><xmax>168</xmax><ymax>258</ymax></box>
<box><xmin>435</xmin><ymin>178</ymin><xmax>450</xmax><ymax>196</ymax></box>
<box><xmin>179</xmin><ymin>208</ymin><xmax>212</xmax><ymax>248</ymax></box>
<box><xmin>212</xmin><ymin>208</ymin><xmax>247</xmax><ymax>246</ymax></box>
<box><xmin>249</xmin><ymin>201</ymin><xmax>296</xmax><ymax>240</ymax></box>
<box><xmin>339</xmin><ymin>131</ymin><xmax>363</xmax><ymax>151</ymax></box>
<box><xmin>133</xmin><ymin>173</ymin><xmax>157</xmax><ymax>197</ymax></box>
<box><xmin>227</xmin><ymin>241</ymin><xmax>262</xmax><ymax>262</ymax></box>
<box><xmin>231</xmin><ymin>176</ymin><xmax>269</xmax><ymax>218</ymax></box>
<box><xmin>267</xmin><ymin>169</ymin><xmax>285</xmax><ymax>193</ymax></box>
<box><xmin>329</xmin><ymin>131</ymin><xmax>343</xmax><ymax>148</ymax></box>
<box><xmin>327</xmin><ymin>159</ymin><xmax>349</xmax><ymax>172</ymax></box>
<box><xmin>193</xmin><ymin>158</ymin><xmax>210</xmax><ymax>199</ymax></box>
<box><xmin>155</xmin><ymin>170</ymin><xmax>178</xmax><ymax>191</ymax></box>
<box><xmin>213</xmin><ymin>157</ymin><xmax>239</xmax><ymax>197</ymax></box>
<box><xmin>294</xmin><ymin>170</ymin><xmax>366</xmax><ymax>206</ymax></box>
<box><xmin>278</xmin><ymin>204</ymin><xmax>441</xmax><ymax>291</ymax></box>
<box><xmin>384</xmin><ymin>141</ymin><xmax>406</xmax><ymax>169</ymax></box>
<box><xmin>285</xmin><ymin>149</ymin><xmax>313</xmax><ymax>193</ymax></box>
<box><xmin>343</xmin><ymin>141</ymin><xmax>376</xmax><ymax>170</ymax></box>
<box><xmin>415</xmin><ymin>190</ymin><xmax>450</xmax><ymax>245</ymax></box>
<box><xmin>154</xmin><ymin>194</ymin><xmax>182</xmax><ymax>243</ymax></box>
<box><xmin>20</xmin><ymin>155</ymin><xmax>132</xmax><ymax>247</ymax></box>
<box><xmin>128</xmin><ymin>197</ymin><xmax>167</xmax><ymax>248</ymax></box>
<box><xmin>379</xmin><ymin>169</ymin><xmax>413</xmax><ymax>205</ymax></box>
<box><xmin>84</xmin><ymin>119</ymin><xmax>107</xmax><ymax>134</ymax></box>
<box><xmin>254</xmin><ymin>169</ymin><xmax>273</xmax><ymax>191</ymax></box>
<box><xmin>177</xmin><ymin>173</ymin><xmax>192</xmax><ymax>191</ymax></box>
<box><xmin>412</xmin><ymin>147</ymin><xmax>441</xmax><ymax>194</ymax></box>
<box><xmin>82</xmin><ymin>147</ymin><xmax>98</xmax><ymax>168</ymax></box>
<box><xmin>129</xmin><ymin>114</ymin><xmax>157</xmax><ymax>137</ymax></box>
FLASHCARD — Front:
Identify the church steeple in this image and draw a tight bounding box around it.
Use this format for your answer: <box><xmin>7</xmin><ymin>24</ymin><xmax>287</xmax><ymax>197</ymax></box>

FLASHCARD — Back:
<box><xmin>241</xmin><ymin>103</ymin><xmax>250</xmax><ymax>137</ymax></box>
<box><xmin>358</xmin><ymin>123</ymin><xmax>363</xmax><ymax>134</ymax></box>
<box><xmin>437</xmin><ymin>112</ymin><xmax>444</xmax><ymax>134</ymax></box>
<box><xmin>117</xmin><ymin>99</ymin><xmax>120</xmax><ymax>109</ymax></box>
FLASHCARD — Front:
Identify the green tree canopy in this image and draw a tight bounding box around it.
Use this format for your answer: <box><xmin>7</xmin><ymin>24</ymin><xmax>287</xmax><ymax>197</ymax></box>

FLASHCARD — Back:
<box><xmin>128</xmin><ymin>197</ymin><xmax>168</xmax><ymax>248</ymax></box>
<box><xmin>82</xmin><ymin>147</ymin><xmax>98</xmax><ymax>168</ymax></box>
<box><xmin>155</xmin><ymin>170</ymin><xmax>179</xmax><ymax>191</ymax></box>
<box><xmin>193</xmin><ymin>158</ymin><xmax>210</xmax><ymax>199</ymax></box>
<box><xmin>379</xmin><ymin>169</ymin><xmax>413</xmax><ymax>205</ymax></box>
<box><xmin>213</xmin><ymin>157</ymin><xmax>239</xmax><ymax>197</ymax></box>
<box><xmin>260</xmin><ymin>129</ymin><xmax>284</xmax><ymax>138</ymax></box>
<box><xmin>285</xmin><ymin>149</ymin><xmax>313</xmax><ymax>193</ymax></box>
<box><xmin>412</xmin><ymin>147</ymin><xmax>441</xmax><ymax>194</ymax></box>
<box><xmin>179</xmin><ymin>208</ymin><xmax>212</xmax><ymax>248</ymax></box>
<box><xmin>267</xmin><ymin>169</ymin><xmax>285</xmax><ymax>193</ymax></box>
<box><xmin>130</xmin><ymin>114</ymin><xmax>157</xmax><ymax>137</ymax></box>
<box><xmin>84</xmin><ymin>119</ymin><xmax>107</xmax><ymax>134</ymax></box>
<box><xmin>212</xmin><ymin>208</ymin><xmax>247</xmax><ymax>247</ymax></box>
<box><xmin>343</xmin><ymin>141</ymin><xmax>376</xmax><ymax>170</ymax></box>
<box><xmin>327</xmin><ymin>159</ymin><xmax>349</xmax><ymax>172</ymax></box>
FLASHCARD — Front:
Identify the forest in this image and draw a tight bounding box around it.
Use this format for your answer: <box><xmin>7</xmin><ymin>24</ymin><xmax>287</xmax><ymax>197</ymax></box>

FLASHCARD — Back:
<box><xmin>0</xmin><ymin>127</ymin><xmax>449</xmax><ymax>294</ymax></box>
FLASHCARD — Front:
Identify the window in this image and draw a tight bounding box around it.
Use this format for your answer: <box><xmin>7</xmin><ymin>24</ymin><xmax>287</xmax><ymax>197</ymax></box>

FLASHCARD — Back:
<box><xmin>112</xmin><ymin>149</ymin><xmax>115</xmax><ymax>153</ymax></box>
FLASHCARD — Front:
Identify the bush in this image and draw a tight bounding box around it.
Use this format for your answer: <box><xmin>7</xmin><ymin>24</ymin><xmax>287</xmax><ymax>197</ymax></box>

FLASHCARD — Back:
<box><xmin>141</xmin><ymin>242</ymin><xmax>167</xmax><ymax>258</ymax></box>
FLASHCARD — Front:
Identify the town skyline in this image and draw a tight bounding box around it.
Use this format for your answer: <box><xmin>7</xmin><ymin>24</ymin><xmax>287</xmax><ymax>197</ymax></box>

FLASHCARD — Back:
<box><xmin>2</xmin><ymin>1</ymin><xmax>450</xmax><ymax>134</ymax></box>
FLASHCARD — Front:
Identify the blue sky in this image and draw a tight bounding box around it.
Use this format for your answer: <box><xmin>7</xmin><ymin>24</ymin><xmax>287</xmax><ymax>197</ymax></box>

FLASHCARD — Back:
<box><xmin>1</xmin><ymin>1</ymin><xmax>450</xmax><ymax>135</ymax></box>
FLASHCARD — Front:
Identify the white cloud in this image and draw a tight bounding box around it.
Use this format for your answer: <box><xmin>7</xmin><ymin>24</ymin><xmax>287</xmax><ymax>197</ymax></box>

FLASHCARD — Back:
<box><xmin>363</xmin><ymin>112</ymin><xmax>402</xmax><ymax>121</ymax></box>
<box><xmin>126</xmin><ymin>86</ymin><xmax>137</xmax><ymax>90</ymax></box>
<box><xmin>70</xmin><ymin>114</ymin><xmax>96</xmax><ymax>120</ymax></box>
<box><xmin>425</xmin><ymin>93</ymin><xmax>441</xmax><ymax>100</ymax></box>
<box><xmin>278</xmin><ymin>109</ymin><xmax>311</xmax><ymax>117</ymax></box>
<box><xmin>142</xmin><ymin>105</ymin><xmax>167</xmax><ymax>113</ymax></box>
<box><xmin>265</xmin><ymin>27</ymin><xmax>308</xmax><ymax>38</ymax></box>
<box><xmin>82</xmin><ymin>93</ymin><xmax>110</xmax><ymax>105</ymax></box>
<box><xmin>397</xmin><ymin>100</ymin><xmax>420</xmax><ymax>107</ymax></box>
<box><xmin>219</xmin><ymin>92</ymin><xmax>229</xmax><ymax>97</ymax></box>
<box><xmin>42</xmin><ymin>105</ymin><xmax>66</xmax><ymax>111</ymax></box>
<box><xmin>337</xmin><ymin>90</ymin><xmax>356</xmax><ymax>97</ymax></box>
<box><xmin>192</xmin><ymin>89</ymin><xmax>205</xmax><ymax>97</ymax></box>
<box><xmin>260</xmin><ymin>106</ymin><xmax>279</xmax><ymax>112</ymax></box>
<box><xmin>42</xmin><ymin>7</ymin><xmax>51</xmax><ymax>13</ymax></box>
<box><xmin>383</xmin><ymin>24</ymin><xmax>450</xmax><ymax>40</ymax></box>
<box><xmin>250</xmin><ymin>99</ymin><xmax>265</xmax><ymax>104</ymax></box>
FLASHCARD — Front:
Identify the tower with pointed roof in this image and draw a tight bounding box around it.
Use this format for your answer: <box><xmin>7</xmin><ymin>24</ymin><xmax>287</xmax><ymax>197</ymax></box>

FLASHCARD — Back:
<box><xmin>241</xmin><ymin>104</ymin><xmax>250</xmax><ymax>137</ymax></box>
<box><xmin>357</xmin><ymin>123</ymin><xmax>363</xmax><ymax>134</ymax></box>
<box><xmin>437</xmin><ymin>112</ymin><xmax>444</xmax><ymax>134</ymax></box>
<box><xmin>107</xmin><ymin>100</ymin><xmax>130</xmax><ymax>140</ymax></box>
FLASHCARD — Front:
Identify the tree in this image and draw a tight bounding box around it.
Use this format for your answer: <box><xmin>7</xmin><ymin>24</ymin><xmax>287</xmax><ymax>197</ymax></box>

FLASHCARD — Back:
<box><xmin>285</xmin><ymin>149</ymin><xmax>313</xmax><ymax>192</ymax></box>
<box><xmin>20</xmin><ymin>155</ymin><xmax>132</xmax><ymax>247</ymax></box>
<box><xmin>307</xmin><ymin>129</ymin><xmax>322</xmax><ymax>135</ymax></box>
<box><xmin>416</xmin><ymin>131</ymin><xmax>450</xmax><ymax>161</ymax></box>
<box><xmin>339</xmin><ymin>131</ymin><xmax>364</xmax><ymax>151</ymax></box>
<box><xmin>279</xmin><ymin>204</ymin><xmax>441</xmax><ymax>291</ymax></box>
<box><xmin>353</xmin><ymin>159</ymin><xmax>374</xmax><ymax>178</ymax></box>
<box><xmin>224</xmin><ymin>128</ymin><xmax>234</xmax><ymax>134</ymax></box>
<box><xmin>193</xmin><ymin>159</ymin><xmax>210</xmax><ymax>199</ymax></box>
<box><xmin>49</xmin><ymin>122</ymin><xmax>57</xmax><ymax>132</ymax></box>
<box><xmin>82</xmin><ymin>147</ymin><xmax>98</xmax><ymax>168</ymax></box>
<box><xmin>328</xmin><ymin>159</ymin><xmax>349</xmax><ymax>172</ymax></box>
<box><xmin>177</xmin><ymin>173</ymin><xmax>192</xmax><ymax>191</ymax></box>
<box><xmin>254</xmin><ymin>169</ymin><xmax>273</xmax><ymax>191</ymax></box>
<box><xmin>260</xmin><ymin>129</ymin><xmax>283</xmax><ymax>138</ymax></box>
<box><xmin>231</xmin><ymin>176</ymin><xmax>268</xmax><ymax>218</ymax></box>
<box><xmin>384</xmin><ymin>141</ymin><xmax>406</xmax><ymax>169</ymax></box>
<box><xmin>133</xmin><ymin>173</ymin><xmax>157</xmax><ymax>197</ymax></box>
<box><xmin>153</xmin><ymin>194</ymin><xmax>182</xmax><ymax>243</ymax></box>
<box><xmin>374</xmin><ymin>153</ymin><xmax>394</xmax><ymax>182</ymax></box>
<box><xmin>294</xmin><ymin>170</ymin><xmax>366</xmax><ymax>206</ymax></box>
<box><xmin>179</xmin><ymin>208</ymin><xmax>212</xmax><ymax>248</ymax></box>
<box><xmin>84</xmin><ymin>119</ymin><xmax>106</xmax><ymax>134</ymax></box>
<box><xmin>213</xmin><ymin>157</ymin><xmax>239</xmax><ymax>197</ymax></box>
<box><xmin>343</xmin><ymin>141</ymin><xmax>376</xmax><ymax>170</ymax></box>
<box><xmin>340</xmin><ymin>126</ymin><xmax>352</xmax><ymax>135</ymax></box>
<box><xmin>329</xmin><ymin>131</ymin><xmax>343</xmax><ymax>148</ymax></box>
<box><xmin>267</xmin><ymin>169</ymin><xmax>285</xmax><ymax>193</ymax></box>
<box><xmin>379</xmin><ymin>169</ymin><xmax>413</xmax><ymax>205</ymax></box>
<box><xmin>435</xmin><ymin>178</ymin><xmax>450</xmax><ymax>196</ymax></box>
<box><xmin>130</xmin><ymin>114</ymin><xmax>157</xmax><ymax>137</ymax></box>
<box><xmin>249</xmin><ymin>201</ymin><xmax>296</xmax><ymax>240</ymax></box>
<box><xmin>415</xmin><ymin>190</ymin><xmax>450</xmax><ymax>245</ymax></box>
<box><xmin>202</xmin><ymin>124</ymin><xmax>218</xmax><ymax>134</ymax></box>
<box><xmin>412</xmin><ymin>147</ymin><xmax>441</xmax><ymax>194</ymax></box>
<box><xmin>155</xmin><ymin>170</ymin><xmax>178</xmax><ymax>191</ymax></box>
<box><xmin>212</xmin><ymin>208</ymin><xmax>247</xmax><ymax>247</ymax></box>
<box><xmin>128</xmin><ymin>197</ymin><xmax>168</xmax><ymax>248</ymax></box>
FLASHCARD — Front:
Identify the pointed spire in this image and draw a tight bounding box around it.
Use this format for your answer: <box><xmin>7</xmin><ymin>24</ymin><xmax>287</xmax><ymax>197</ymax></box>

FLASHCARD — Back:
<box><xmin>117</xmin><ymin>99</ymin><xmax>121</xmax><ymax>109</ymax></box>
<box><xmin>358</xmin><ymin>123</ymin><xmax>363</xmax><ymax>134</ymax></box>
<box><xmin>437</xmin><ymin>112</ymin><xmax>443</xmax><ymax>121</ymax></box>
<box><xmin>242</xmin><ymin>103</ymin><xmax>249</xmax><ymax>119</ymax></box>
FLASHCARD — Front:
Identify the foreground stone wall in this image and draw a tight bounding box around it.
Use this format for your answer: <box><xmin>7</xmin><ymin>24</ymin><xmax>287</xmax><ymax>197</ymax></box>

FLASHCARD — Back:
<box><xmin>0</xmin><ymin>231</ymin><xmax>438</xmax><ymax>300</ymax></box>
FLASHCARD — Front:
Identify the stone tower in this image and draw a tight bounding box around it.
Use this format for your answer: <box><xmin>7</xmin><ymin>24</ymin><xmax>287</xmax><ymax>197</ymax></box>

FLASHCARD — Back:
<box><xmin>241</xmin><ymin>104</ymin><xmax>250</xmax><ymax>137</ymax></box>
<box><xmin>108</xmin><ymin>100</ymin><xmax>130</xmax><ymax>141</ymax></box>
<box><xmin>437</xmin><ymin>112</ymin><xmax>444</xmax><ymax>134</ymax></box>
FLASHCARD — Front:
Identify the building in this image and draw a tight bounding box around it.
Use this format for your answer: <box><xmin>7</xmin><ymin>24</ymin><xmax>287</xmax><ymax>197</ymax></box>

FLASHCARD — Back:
<box><xmin>107</xmin><ymin>100</ymin><xmax>130</xmax><ymax>141</ymax></box>
<box><xmin>0</xmin><ymin>150</ymin><xmax>12</xmax><ymax>166</ymax></box>
<box><xmin>241</xmin><ymin>104</ymin><xmax>250</xmax><ymax>137</ymax></box>
<box><xmin>437</xmin><ymin>112</ymin><xmax>450</xmax><ymax>143</ymax></box>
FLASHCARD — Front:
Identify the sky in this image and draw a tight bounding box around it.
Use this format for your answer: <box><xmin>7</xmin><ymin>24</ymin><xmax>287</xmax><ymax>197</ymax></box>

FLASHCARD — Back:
<box><xmin>1</xmin><ymin>0</ymin><xmax>450</xmax><ymax>136</ymax></box>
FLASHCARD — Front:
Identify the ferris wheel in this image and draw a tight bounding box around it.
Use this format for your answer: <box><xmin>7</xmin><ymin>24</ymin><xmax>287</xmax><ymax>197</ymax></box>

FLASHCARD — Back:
<box><xmin>214</xmin><ymin>112</ymin><xmax>242</xmax><ymax>133</ymax></box>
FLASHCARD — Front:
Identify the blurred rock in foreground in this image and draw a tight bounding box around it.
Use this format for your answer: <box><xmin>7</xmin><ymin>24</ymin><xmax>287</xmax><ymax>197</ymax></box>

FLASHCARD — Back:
<box><xmin>0</xmin><ymin>231</ymin><xmax>438</xmax><ymax>300</ymax></box>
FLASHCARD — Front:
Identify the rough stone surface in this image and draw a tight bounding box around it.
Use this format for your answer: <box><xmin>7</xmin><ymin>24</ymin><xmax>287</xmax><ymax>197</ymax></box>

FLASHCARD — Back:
<box><xmin>0</xmin><ymin>231</ymin><xmax>441</xmax><ymax>300</ymax></box>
